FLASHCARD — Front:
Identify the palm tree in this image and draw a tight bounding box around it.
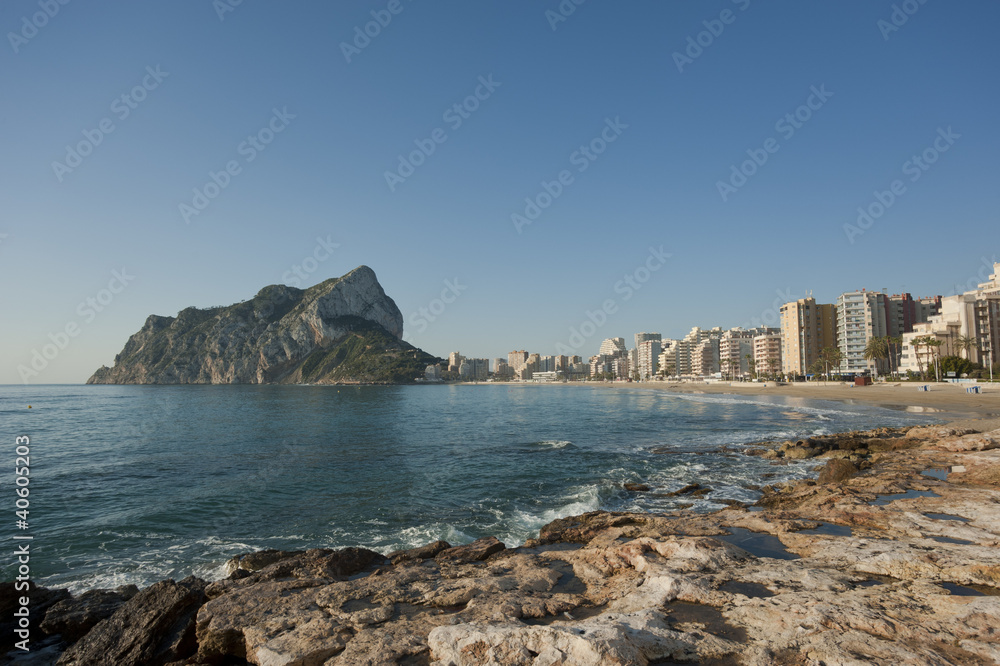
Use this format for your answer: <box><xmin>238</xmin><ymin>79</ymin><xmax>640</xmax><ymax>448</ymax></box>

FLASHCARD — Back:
<box><xmin>769</xmin><ymin>355</ymin><xmax>781</xmax><ymax>380</ymax></box>
<box><xmin>818</xmin><ymin>346</ymin><xmax>842</xmax><ymax>383</ymax></box>
<box><xmin>955</xmin><ymin>335</ymin><xmax>977</xmax><ymax>361</ymax></box>
<box><xmin>863</xmin><ymin>336</ymin><xmax>888</xmax><ymax>377</ymax></box>
<box><xmin>745</xmin><ymin>353</ymin><xmax>756</xmax><ymax>380</ymax></box>
<box><xmin>910</xmin><ymin>336</ymin><xmax>927</xmax><ymax>379</ymax></box>
<box><xmin>887</xmin><ymin>336</ymin><xmax>903</xmax><ymax>378</ymax></box>
<box><xmin>926</xmin><ymin>338</ymin><xmax>944</xmax><ymax>381</ymax></box>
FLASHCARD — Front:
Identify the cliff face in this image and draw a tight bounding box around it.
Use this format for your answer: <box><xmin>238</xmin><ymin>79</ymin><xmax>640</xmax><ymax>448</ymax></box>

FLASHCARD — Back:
<box><xmin>87</xmin><ymin>266</ymin><xmax>438</xmax><ymax>384</ymax></box>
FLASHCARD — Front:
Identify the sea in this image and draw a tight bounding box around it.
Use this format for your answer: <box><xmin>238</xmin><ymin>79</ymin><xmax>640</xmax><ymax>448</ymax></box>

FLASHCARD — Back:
<box><xmin>1</xmin><ymin>384</ymin><xmax>939</xmax><ymax>593</ymax></box>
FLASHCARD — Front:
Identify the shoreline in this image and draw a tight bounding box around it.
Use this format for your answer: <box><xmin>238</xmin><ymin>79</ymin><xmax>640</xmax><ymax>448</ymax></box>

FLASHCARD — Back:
<box><xmin>8</xmin><ymin>418</ymin><xmax>1000</xmax><ymax>663</ymax></box>
<box><xmin>465</xmin><ymin>379</ymin><xmax>1000</xmax><ymax>424</ymax></box>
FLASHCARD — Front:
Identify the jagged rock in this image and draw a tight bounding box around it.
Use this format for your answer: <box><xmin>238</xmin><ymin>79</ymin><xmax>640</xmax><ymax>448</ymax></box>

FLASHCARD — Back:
<box><xmin>389</xmin><ymin>540</ymin><xmax>452</xmax><ymax>564</ymax></box>
<box><xmin>931</xmin><ymin>430</ymin><xmax>1000</xmax><ymax>452</ymax></box>
<box><xmin>907</xmin><ymin>425</ymin><xmax>979</xmax><ymax>440</ymax></box>
<box><xmin>436</xmin><ymin>537</ymin><xmax>505</xmax><ymax>563</ymax></box>
<box><xmin>87</xmin><ymin>266</ymin><xmax>440</xmax><ymax>385</ymax></box>
<box><xmin>208</xmin><ymin>548</ymin><xmax>387</xmax><ymax>596</ymax></box>
<box><xmin>225</xmin><ymin>549</ymin><xmax>301</xmax><ymax>577</ymax></box>
<box><xmin>57</xmin><ymin>576</ymin><xmax>206</xmax><ymax>666</ymax></box>
<box><xmin>624</xmin><ymin>482</ymin><xmax>650</xmax><ymax>492</ymax></box>
<box><xmin>817</xmin><ymin>459</ymin><xmax>859</xmax><ymax>484</ymax></box>
<box><xmin>428</xmin><ymin>609</ymin><xmax>742</xmax><ymax>665</ymax></box>
<box><xmin>40</xmin><ymin>585</ymin><xmax>139</xmax><ymax>643</ymax></box>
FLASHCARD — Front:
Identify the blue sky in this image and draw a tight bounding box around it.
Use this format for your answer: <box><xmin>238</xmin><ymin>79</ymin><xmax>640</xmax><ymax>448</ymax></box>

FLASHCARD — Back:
<box><xmin>2</xmin><ymin>0</ymin><xmax>998</xmax><ymax>383</ymax></box>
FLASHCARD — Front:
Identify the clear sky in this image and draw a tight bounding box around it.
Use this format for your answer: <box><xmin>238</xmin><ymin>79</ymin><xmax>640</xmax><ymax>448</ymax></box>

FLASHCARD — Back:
<box><xmin>2</xmin><ymin>0</ymin><xmax>998</xmax><ymax>384</ymax></box>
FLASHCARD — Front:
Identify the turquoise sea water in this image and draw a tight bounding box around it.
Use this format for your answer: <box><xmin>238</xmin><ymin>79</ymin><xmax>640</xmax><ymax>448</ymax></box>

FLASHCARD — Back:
<box><xmin>0</xmin><ymin>384</ymin><xmax>937</xmax><ymax>592</ymax></box>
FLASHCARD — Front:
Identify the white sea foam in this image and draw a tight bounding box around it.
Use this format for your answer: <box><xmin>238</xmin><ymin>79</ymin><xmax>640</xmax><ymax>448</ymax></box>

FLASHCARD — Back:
<box><xmin>533</xmin><ymin>440</ymin><xmax>572</xmax><ymax>449</ymax></box>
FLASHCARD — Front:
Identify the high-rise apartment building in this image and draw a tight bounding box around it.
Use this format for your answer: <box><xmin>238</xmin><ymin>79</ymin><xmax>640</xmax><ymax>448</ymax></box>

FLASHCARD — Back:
<box><xmin>636</xmin><ymin>338</ymin><xmax>661</xmax><ymax>379</ymax></box>
<box><xmin>719</xmin><ymin>328</ymin><xmax>756</xmax><ymax>377</ymax></box>
<box><xmin>779</xmin><ymin>297</ymin><xmax>837</xmax><ymax>376</ymax></box>
<box><xmin>458</xmin><ymin>358</ymin><xmax>489</xmax><ymax>381</ymax></box>
<box><xmin>508</xmin><ymin>350</ymin><xmax>529</xmax><ymax>372</ymax></box>
<box><xmin>598</xmin><ymin>338</ymin><xmax>626</xmax><ymax>356</ymax></box>
<box><xmin>753</xmin><ymin>331</ymin><xmax>782</xmax><ymax>377</ymax></box>
<box><xmin>837</xmin><ymin>290</ymin><xmax>891</xmax><ymax>374</ymax></box>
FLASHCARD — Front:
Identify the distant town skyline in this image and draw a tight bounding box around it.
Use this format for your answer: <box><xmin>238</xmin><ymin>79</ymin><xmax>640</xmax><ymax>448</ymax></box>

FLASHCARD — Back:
<box><xmin>3</xmin><ymin>2</ymin><xmax>999</xmax><ymax>383</ymax></box>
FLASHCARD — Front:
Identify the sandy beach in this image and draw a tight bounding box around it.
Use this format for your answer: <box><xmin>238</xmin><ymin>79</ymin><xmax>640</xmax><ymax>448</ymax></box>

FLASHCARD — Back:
<box><xmin>601</xmin><ymin>380</ymin><xmax>1000</xmax><ymax>426</ymax></box>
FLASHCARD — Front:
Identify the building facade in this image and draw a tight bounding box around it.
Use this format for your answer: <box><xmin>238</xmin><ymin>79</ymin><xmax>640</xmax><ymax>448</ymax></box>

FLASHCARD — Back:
<box><xmin>779</xmin><ymin>297</ymin><xmax>837</xmax><ymax>376</ymax></box>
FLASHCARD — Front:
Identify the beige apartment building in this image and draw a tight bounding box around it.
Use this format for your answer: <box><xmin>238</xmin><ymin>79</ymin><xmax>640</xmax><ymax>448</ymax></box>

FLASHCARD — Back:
<box><xmin>753</xmin><ymin>330</ymin><xmax>782</xmax><ymax>377</ymax></box>
<box><xmin>779</xmin><ymin>297</ymin><xmax>837</xmax><ymax>376</ymax></box>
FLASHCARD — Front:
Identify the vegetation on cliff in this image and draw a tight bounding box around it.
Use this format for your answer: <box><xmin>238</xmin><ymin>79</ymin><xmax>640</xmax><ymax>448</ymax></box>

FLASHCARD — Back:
<box><xmin>87</xmin><ymin>266</ymin><xmax>440</xmax><ymax>385</ymax></box>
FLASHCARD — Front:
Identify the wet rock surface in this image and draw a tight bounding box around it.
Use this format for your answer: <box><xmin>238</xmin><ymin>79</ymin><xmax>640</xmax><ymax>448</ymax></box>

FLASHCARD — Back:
<box><xmin>8</xmin><ymin>423</ymin><xmax>1000</xmax><ymax>664</ymax></box>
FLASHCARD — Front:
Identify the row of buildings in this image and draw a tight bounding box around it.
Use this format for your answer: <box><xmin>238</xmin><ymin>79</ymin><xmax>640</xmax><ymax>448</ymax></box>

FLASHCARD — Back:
<box><xmin>431</xmin><ymin>260</ymin><xmax>1000</xmax><ymax>382</ymax></box>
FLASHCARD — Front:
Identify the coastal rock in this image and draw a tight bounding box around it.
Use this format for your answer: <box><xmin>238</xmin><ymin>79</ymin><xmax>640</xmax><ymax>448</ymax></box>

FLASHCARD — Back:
<box><xmin>209</xmin><ymin>548</ymin><xmax>387</xmax><ymax>597</ymax></box>
<box><xmin>784</xmin><ymin>446</ymin><xmax>819</xmax><ymax>459</ymax></box>
<box><xmin>57</xmin><ymin>576</ymin><xmax>206</xmax><ymax>666</ymax></box>
<box><xmin>428</xmin><ymin>609</ymin><xmax>742</xmax><ymax>665</ymax></box>
<box><xmin>817</xmin><ymin>458</ymin><xmax>859</xmax><ymax>484</ymax></box>
<box><xmin>26</xmin><ymin>424</ymin><xmax>1000</xmax><ymax>666</ymax></box>
<box><xmin>389</xmin><ymin>540</ymin><xmax>452</xmax><ymax>564</ymax></box>
<box><xmin>87</xmin><ymin>266</ymin><xmax>440</xmax><ymax>385</ymax></box>
<box><xmin>906</xmin><ymin>425</ymin><xmax>979</xmax><ymax>440</ymax></box>
<box><xmin>624</xmin><ymin>482</ymin><xmax>651</xmax><ymax>492</ymax></box>
<box><xmin>224</xmin><ymin>549</ymin><xmax>301</xmax><ymax>577</ymax></box>
<box><xmin>436</xmin><ymin>537</ymin><xmax>506</xmax><ymax>563</ymax></box>
<box><xmin>666</xmin><ymin>483</ymin><xmax>711</xmax><ymax>497</ymax></box>
<box><xmin>931</xmin><ymin>429</ymin><xmax>1000</xmax><ymax>452</ymax></box>
<box><xmin>40</xmin><ymin>585</ymin><xmax>139</xmax><ymax>643</ymax></box>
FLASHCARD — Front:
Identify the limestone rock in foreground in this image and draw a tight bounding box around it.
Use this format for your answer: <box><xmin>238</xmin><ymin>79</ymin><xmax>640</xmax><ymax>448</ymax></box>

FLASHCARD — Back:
<box><xmin>57</xmin><ymin>576</ymin><xmax>206</xmax><ymax>666</ymax></box>
<box><xmin>40</xmin><ymin>585</ymin><xmax>139</xmax><ymax>644</ymax></box>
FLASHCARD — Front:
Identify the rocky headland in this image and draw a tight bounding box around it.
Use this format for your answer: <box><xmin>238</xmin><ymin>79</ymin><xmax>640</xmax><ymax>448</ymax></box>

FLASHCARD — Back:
<box><xmin>87</xmin><ymin>266</ymin><xmax>440</xmax><ymax>385</ymax></box>
<box><xmin>5</xmin><ymin>422</ymin><xmax>1000</xmax><ymax>665</ymax></box>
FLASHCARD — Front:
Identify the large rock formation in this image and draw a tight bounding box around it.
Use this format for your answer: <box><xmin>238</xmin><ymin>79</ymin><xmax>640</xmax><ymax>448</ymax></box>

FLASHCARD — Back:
<box><xmin>87</xmin><ymin>266</ymin><xmax>440</xmax><ymax>384</ymax></box>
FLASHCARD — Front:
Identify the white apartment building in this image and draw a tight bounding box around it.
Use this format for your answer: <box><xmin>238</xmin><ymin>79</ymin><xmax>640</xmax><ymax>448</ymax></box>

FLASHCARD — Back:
<box><xmin>636</xmin><ymin>338</ymin><xmax>661</xmax><ymax>379</ymax></box>
<box><xmin>719</xmin><ymin>328</ymin><xmax>755</xmax><ymax>377</ymax></box>
<box><xmin>898</xmin><ymin>261</ymin><xmax>999</xmax><ymax>375</ymax></box>
<box><xmin>836</xmin><ymin>290</ymin><xmax>890</xmax><ymax>374</ymax></box>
